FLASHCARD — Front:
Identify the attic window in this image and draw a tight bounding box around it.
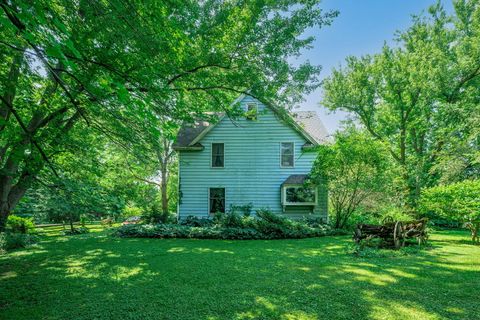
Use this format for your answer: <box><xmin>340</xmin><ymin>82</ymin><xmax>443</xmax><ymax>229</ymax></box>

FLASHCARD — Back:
<box><xmin>246</xmin><ymin>103</ymin><xmax>257</xmax><ymax>120</ymax></box>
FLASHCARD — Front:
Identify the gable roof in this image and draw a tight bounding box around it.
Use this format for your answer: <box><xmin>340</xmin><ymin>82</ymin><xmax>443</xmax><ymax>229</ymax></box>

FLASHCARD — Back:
<box><xmin>173</xmin><ymin>97</ymin><xmax>329</xmax><ymax>150</ymax></box>
<box><xmin>292</xmin><ymin>111</ymin><xmax>329</xmax><ymax>145</ymax></box>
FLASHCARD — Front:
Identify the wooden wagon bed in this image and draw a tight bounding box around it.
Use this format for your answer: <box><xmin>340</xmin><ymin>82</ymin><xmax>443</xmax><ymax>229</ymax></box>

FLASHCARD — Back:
<box><xmin>354</xmin><ymin>218</ymin><xmax>428</xmax><ymax>249</ymax></box>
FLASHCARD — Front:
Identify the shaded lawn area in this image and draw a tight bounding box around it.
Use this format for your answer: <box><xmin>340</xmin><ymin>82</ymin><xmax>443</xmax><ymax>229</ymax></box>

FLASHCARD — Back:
<box><xmin>35</xmin><ymin>222</ymin><xmax>118</xmax><ymax>237</ymax></box>
<box><xmin>0</xmin><ymin>230</ymin><xmax>479</xmax><ymax>320</ymax></box>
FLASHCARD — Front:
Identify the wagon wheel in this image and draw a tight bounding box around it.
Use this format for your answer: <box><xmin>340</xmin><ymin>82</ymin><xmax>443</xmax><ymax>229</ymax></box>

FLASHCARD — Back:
<box><xmin>417</xmin><ymin>232</ymin><xmax>428</xmax><ymax>245</ymax></box>
<box><xmin>393</xmin><ymin>221</ymin><xmax>404</xmax><ymax>249</ymax></box>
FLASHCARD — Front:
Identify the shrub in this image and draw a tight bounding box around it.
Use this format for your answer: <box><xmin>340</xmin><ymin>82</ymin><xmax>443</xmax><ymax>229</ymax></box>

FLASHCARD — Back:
<box><xmin>229</xmin><ymin>203</ymin><xmax>253</xmax><ymax>217</ymax></box>
<box><xmin>122</xmin><ymin>205</ymin><xmax>144</xmax><ymax>218</ymax></box>
<box><xmin>101</xmin><ymin>217</ymin><xmax>114</xmax><ymax>228</ymax></box>
<box><xmin>420</xmin><ymin>180</ymin><xmax>480</xmax><ymax>243</ymax></box>
<box><xmin>0</xmin><ymin>233</ymin><xmax>6</xmax><ymax>255</ymax></box>
<box><xmin>6</xmin><ymin>215</ymin><xmax>36</xmax><ymax>234</ymax></box>
<box><xmin>0</xmin><ymin>232</ymin><xmax>38</xmax><ymax>252</ymax></box>
<box><xmin>63</xmin><ymin>227</ymin><xmax>90</xmax><ymax>236</ymax></box>
<box><xmin>256</xmin><ymin>208</ymin><xmax>286</xmax><ymax>225</ymax></box>
<box><xmin>219</xmin><ymin>212</ymin><xmax>244</xmax><ymax>228</ymax></box>
<box><xmin>379</xmin><ymin>207</ymin><xmax>412</xmax><ymax>224</ymax></box>
<box><xmin>142</xmin><ymin>203</ymin><xmax>173</xmax><ymax>224</ymax></box>
<box><xmin>302</xmin><ymin>216</ymin><xmax>328</xmax><ymax>228</ymax></box>
<box><xmin>180</xmin><ymin>215</ymin><xmax>214</xmax><ymax>227</ymax></box>
<box><xmin>115</xmin><ymin>208</ymin><xmax>331</xmax><ymax>240</ymax></box>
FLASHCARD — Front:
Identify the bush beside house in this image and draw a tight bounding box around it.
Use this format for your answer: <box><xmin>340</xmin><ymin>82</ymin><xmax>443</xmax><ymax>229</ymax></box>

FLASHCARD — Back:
<box><xmin>114</xmin><ymin>209</ymin><xmax>333</xmax><ymax>240</ymax></box>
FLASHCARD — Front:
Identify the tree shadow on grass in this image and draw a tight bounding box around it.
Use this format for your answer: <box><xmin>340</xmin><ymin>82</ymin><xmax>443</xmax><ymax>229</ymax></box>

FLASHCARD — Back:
<box><xmin>0</xmin><ymin>232</ymin><xmax>479</xmax><ymax>320</ymax></box>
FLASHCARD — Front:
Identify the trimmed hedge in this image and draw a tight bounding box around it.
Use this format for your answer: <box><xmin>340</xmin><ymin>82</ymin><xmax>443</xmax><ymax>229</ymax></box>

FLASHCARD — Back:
<box><xmin>115</xmin><ymin>210</ymin><xmax>332</xmax><ymax>240</ymax></box>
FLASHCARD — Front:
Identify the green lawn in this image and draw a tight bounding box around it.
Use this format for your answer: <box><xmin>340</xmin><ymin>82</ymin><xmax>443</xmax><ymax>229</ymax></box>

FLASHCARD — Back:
<box><xmin>0</xmin><ymin>229</ymin><xmax>479</xmax><ymax>320</ymax></box>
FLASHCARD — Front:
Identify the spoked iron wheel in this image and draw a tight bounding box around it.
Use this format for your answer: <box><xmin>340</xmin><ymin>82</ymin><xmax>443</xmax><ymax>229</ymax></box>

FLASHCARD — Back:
<box><xmin>393</xmin><ymin>221</ymin><xmax>404</xmax><ymax>249</ymax></box>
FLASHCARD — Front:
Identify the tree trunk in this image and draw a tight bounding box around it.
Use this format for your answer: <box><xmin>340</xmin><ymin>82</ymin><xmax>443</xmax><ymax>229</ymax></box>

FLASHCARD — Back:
<box><xmin>334</xmin><ymin>209</ymin><xmax>342</xmax><ymax>229</ymax></box>
<box><xmin>0</xmin><ymin>203</ymin><xmax>9</xmax><ymax>231</ymax></box>
<box><xmin>160</xmin><ymin>165</ymin><xmax>168</xmax><ymax>215</ymax></box>
<box><xmin>69</xmin><ymin>212</ymin><xmax>75</xmax><ymax>233</ymax></box>
<box><xmin>471</xmin><ymin>222</ymin><xmax>479</xmax><ymax>244</ymax></box>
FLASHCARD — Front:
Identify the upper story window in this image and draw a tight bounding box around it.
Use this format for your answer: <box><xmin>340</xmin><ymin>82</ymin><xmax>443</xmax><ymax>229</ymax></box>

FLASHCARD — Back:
<box><xmin>246</xmin><ymin>103</ymin><xmax>258</xmax><ymax>120</ymax></box>
<box><xmin>211</xmin><ymin>143</ymin><xmax>224</xmax><ymax>168</ymax></box>
<box><xmin>280</xmin><ymin>142</ymin><xmax>294</xmax><ymax>167</ymax></box>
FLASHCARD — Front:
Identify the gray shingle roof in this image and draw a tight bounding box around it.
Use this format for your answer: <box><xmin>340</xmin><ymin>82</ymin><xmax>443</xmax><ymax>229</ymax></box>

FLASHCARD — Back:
<box><xmin>173</xmin><ymin>109</ymin><xmax>329</xmax><ymax>149</ymax></box>
<box><xmin>174</xmin><ymin>120</ymin><xmax>212</xmax><ymax>148</ymax></box>
<box><xmin>292</xmin><ymin>111</ymin><xmax>329</xmax><ymax>144</ymax></box>
<box><xmin>281</xmin><ymin>174</ymin><xmax>309</xmax><ymax>186</ymax></box>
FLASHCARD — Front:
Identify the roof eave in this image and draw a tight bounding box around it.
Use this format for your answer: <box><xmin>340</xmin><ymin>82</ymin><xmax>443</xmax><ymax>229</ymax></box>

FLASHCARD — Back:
<box><xmin>301</xmin><ymin>144</ymin><xmax>319</xmax><ymax>151</ymax></box>
<box><xmin>173</xmin><ymin>144</ymin><xmax>205</xmax><ymax>151</ymax></box>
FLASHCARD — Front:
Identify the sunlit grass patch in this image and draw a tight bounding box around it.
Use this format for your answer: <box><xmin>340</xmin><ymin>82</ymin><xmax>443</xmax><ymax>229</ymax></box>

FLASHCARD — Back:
<box><xmin>0</xmin><ymin>230</ymin><xmax>478</xmax><ymax>320</ymax></box>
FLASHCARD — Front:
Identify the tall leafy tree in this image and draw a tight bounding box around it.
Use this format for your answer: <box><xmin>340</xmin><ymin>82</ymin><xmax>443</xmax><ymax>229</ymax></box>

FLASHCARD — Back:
<box><xmin>321</xmin><ymin>0</ymin><xmax>480</xmax><ymax>212</ymax></box>
<box><xmin>0</xmin><ymin>0</ymin><xmax>337</xmax><ymax>227</ymax></box>
<box><xmin>310</xmin><ymin>126</ymin><xmax>390</xmax><ymax>229</ymax></box>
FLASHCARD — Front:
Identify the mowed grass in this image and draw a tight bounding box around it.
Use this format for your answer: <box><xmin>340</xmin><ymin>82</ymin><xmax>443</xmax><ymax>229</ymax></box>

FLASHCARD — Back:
<box><xmin>0</xmin><ymin>229</ymin><xmax>479</xmax><ymax>320</ymax></box>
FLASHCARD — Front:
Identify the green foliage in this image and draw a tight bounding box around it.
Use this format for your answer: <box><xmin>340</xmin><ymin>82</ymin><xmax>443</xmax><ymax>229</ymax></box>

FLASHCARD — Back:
<box><xmin>101</xmin><ymin>217</ymin><xmax>114</xmax><ymax>228</ymax></box>
<box><xmin>0</xmin><ymin>0</ymin><xmax>338</xmax><ymax>228</ymax></box>
<box><xmin>180</xmin><ymin>216</ymin><xmax>215</xmax><ymax>227</ymax></box>
<box><xmin>321</xmin><ymin>1</ymin><xmax>480</xmax><ymax>210</ymax></box>
<box><xmin>122</xmin><ymin>205</ymin><xmax>144</xmax><ymax>219</ymax></box>
<box><xmin>62</xmin><ymin>227</ymin><xmax>90</xmax><ymax>236</ymax></box>
<box><xmin>117</xmin><ymin>209</ymin><xmax>331</xmax><ymax>240</ymax></box>
<box><xmin>420</xmin><ymin>179</ymin><xmax>480</xmax><ymax>243</ymax></box>
<box><xmin>6</xmin><ymin>215</ymin><xmax>35</xmax><ymax>234</ymax></box>
<box><xmin>0</xmin><ymin>233</ymin><xmax>5</xmax><ymax>255</ymax></box>
<box><xmin>301</xmin><ymin>216</ymin><xmax>328</xmax><ymax>228</ymax></box>
<box><xmin>379</xmin><ymin>207</ymin><xmax>413</xmax><ymax>224</ymax></box>
<box><xmin>420</xmin><ymin>180</ymin><xmax>480</xmax><ymax>223</ymax></box>
<box><xmin>141</xmin><ymin>202</ymin><xmax>174</xmax><ymax>224</ymax></box>
<box><xmin>229</xmin><ymin>203</ymin><xmax>254</xmax><ymax>217</ymax></box>
<box><xmin>115</xmin><ymin>223</ymin><xmax>330</xmax><ymax>240</ymax></box>
<box><xmin>79</xmin><ymin>215</ymin><xmax>87</xmax><ymax>227</ymax></box>
<box><xmin>351</xmin><ymin>241</ymin><xmax>432</xmax><ymax>258</ymax></box>
<box><xmin>0</xmin><ymin>232</ymin><xmax>38</xmax><ymax>253</ymax></box>
<box><xmin>311</xmin><ymin>126</ymin><xmax>391</xmax><ymax>229</ymax></box>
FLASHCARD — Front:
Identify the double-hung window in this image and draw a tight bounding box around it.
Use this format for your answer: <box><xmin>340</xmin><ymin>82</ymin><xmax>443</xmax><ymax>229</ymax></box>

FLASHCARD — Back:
<box><xmin>280</xmin><ymin>142</ymin><xmax>294</xmax><ymax>167</ymax></box>
<box><xmin>211</xmin><ymin>143</ymin><xmax>224</xmax><ymax>168</ymax></box>
<box><xmin>209</xmin><ymin>188</ymin><xmax>225</xmax><ymax>214</ymax></box>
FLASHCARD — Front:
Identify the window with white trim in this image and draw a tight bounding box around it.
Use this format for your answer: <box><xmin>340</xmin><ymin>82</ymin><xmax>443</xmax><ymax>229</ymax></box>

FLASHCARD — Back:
<box><xmin>211</xmin><ymin>143</ymin><xmax>224</xmax><ymax>168</ymax></box>
<box><xmin>280</xmin><ymin>142</ymin><xmax>294</xmax><ymax>167</ymax></box>
<box><xmin>283</xmin><ymin>186</ymin><xmax>316</xmax><ymax>205</ymax></box>
<box><xmin>209</xmin><ymin>188</ymin><xmax>225</xmax><ymax>214</ymax></box>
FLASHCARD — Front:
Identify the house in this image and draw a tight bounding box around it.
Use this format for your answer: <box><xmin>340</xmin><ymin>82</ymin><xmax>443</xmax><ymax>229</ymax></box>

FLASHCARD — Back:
<box><xmin>173</xmin><ymin>95</ymin><xmax>329</xmax><ymax>220</ymax></box>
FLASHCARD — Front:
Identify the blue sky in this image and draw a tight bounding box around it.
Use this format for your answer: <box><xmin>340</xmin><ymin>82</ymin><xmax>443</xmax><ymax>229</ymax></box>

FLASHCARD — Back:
<box><xmin>296</xmin><ymin>0</ymin><xmax>454</xmax><ymax>133</ymax></box>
